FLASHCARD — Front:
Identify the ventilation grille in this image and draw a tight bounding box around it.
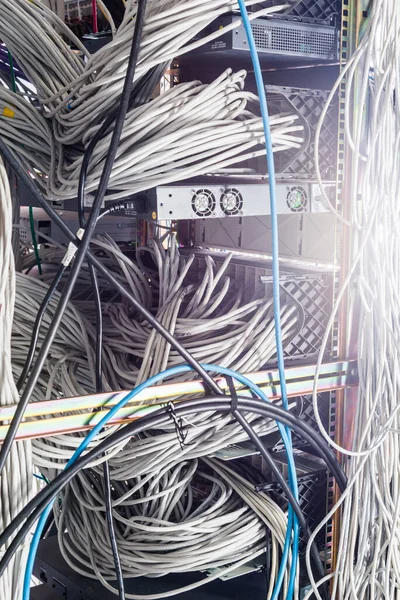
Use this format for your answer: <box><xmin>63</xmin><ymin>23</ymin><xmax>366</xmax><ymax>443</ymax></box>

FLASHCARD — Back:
<box><xmin>251</xmin><ymin>22</ymin><xmax>336</xmax><ymax>58</ymax></box>
<box><xmin>267</xmin><ymin>86</ymin><xmax>339</xmax><ymax>180</ymax></box>
<box><xmin>19</xmin><ymin>222</ymin><xmax>29</xmax><ymax>242</ymax></box>
<box><xmin>274</xmin><ymin>392</ymin><xmax>331</xmax><ymax>451</ymax></box>
<box><xmin>262</xmin><ymin>0</ymin><xmax>341</xmax><ymax>24</ymax></box>
<box><xmin>191</xmin><ymin>189</ymin><xmax>216</xmax><ymax>217</ymax></box>
<box><xmin>280</xmin><ymin>276</ymin><xmax>331</xmax><ymax>359</ymax></box>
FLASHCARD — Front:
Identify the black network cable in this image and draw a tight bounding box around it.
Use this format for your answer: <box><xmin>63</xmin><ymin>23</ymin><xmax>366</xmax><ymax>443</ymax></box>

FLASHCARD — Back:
<box><xmin>0</xmin><ymin>14</ymin><xmax>219</xmax><ymax>594</ymax></box>
<box><xmin>69</xmin><ymin>50</ymin><xmax>153</xmax><ymax>600</ymax></box>
<box><xmin>17</xmin><ymin>64</ymin><xmax>165</xmax><ymax>398</ymax></box>
<box><xmin>74</xmin><ymin>50</ymin><xmax>161</xmax><ymax>600</ymax></box>
<box><xmin>0</xmin><ymin>137</ymin><xmax>223</xmax><ymax>402</ymax></box>
<box><xmin>1</xmin><ymin>5</ymin><xmax>148</xmax><ymax>596</ymax></box>
<box><xmin>0</xmin><ymin>399</ymin><xmax>346</xmax><ymax>553</ymax></box>
<box><xmin>0</xmin><ymin>0</ymin><xmax>225</xmax><ymax>480</ymax></box>
<box><xmin>0</xmin><ymin>397</ymin><xmax>347</xmax><ymax>576</ymax></box>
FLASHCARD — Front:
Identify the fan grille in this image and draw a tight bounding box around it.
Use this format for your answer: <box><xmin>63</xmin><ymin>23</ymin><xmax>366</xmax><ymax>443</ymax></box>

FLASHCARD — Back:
<box><xmin>286</xmin><ymin>186</ymin><xmax>308</xmax><ymax>212</ymax></box>
<box><xmin>191</xmin><ymin>189</ymin><xmax>216</xmax><ymax>217</ymax></box>
<box><xmin>220</xmin><ymin>189</ymin><xmax>243</xmax><ymax>216</ymax></box>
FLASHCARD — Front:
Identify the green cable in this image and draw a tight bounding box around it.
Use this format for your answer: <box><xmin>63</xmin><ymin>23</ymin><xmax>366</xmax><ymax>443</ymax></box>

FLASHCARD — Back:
<box><xmin>29</xmin><ymin>206</ymin><xmax>43</xmax><ymax>277</ymax></box>
<box><xmin>33</xmin><ymin>473</ymin><xmax>50</xmax><ymax>485</ymax></box>
<box><xmin>6</xmin><ymin>49</ymin><xmax>17</xmax><ymax>93</ymax></box>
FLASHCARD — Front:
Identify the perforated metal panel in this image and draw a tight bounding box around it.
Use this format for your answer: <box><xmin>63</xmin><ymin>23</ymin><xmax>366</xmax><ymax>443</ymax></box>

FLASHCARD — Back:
<box><xmin>251</xmin><ymin>21</ymin><xmax>336</xmax><ymax>58</ymax></box>
<box><xmin>263</xmin><ymin>272</ymin><xmax>332</xmax><ymax>361</ymax></box>
<box><xmin>193</xmin><ymin>213</ymin><xmax>337</xmax><ymax>264</ymax></box>
<box><xmin>242</xmin><ymin>19</ymin><xmax>337</xmax><ymax>60</ymax></box>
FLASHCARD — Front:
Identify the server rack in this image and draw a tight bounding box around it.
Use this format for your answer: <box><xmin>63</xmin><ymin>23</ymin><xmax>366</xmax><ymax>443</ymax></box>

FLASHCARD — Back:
<box><xmin>9</xmin><ymin>0</ymin><xmax>360</xmax><ymax>597</ymax></box>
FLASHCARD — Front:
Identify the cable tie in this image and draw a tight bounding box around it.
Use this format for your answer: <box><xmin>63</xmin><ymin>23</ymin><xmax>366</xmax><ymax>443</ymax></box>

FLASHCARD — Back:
<box><xmin>61</xmin><ymin>228</ymin><xmax>85</xmax><ymax>266</ymax></box>
<box><xmin>226</xmin><ymin>375</ymin><xmax>238</xmax><ymax>412</ymax></box>
<box><xmin>167</xmin><ymin>402</ymin><xmax>189</xmax><ymax>450</ymax></box>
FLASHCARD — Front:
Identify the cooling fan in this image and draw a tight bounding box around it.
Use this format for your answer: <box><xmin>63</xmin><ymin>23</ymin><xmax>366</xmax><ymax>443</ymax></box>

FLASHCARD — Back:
<box><xmin>220</xmin><ymin>188</ymin><xmax>244</xmax><ymax>216</ymax></box>
<box><xmin>286</xmin><ymin>186</ymin><xmax>308</xmax><ymax>212</ymax></box>
<box><xmin>191</xmin><ymin>189</ymin><xmax>216</xmax><ymax>217</ymax></box>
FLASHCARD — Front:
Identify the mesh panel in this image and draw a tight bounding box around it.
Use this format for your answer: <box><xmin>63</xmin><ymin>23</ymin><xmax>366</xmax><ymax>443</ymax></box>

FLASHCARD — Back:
<box><xmin>274</xmin><ymin>392</ymin><xmax>331</xmax><ymax>451</ymax></box>
<box><xmin>262</xmin><ymin>0</ymin><xmax>341</xmax><ymax>24</ymax></box>
<box><xmin>297</xmin><ymin>392</ymin><xmax>331</xmax><ymax>434</ymax></box>
<box><xmin>262</xmin><ymin>470</ymin><xmax>328</xmax><ymax>553</ymax></box>
<box><xmin>251</xmin><ymin>22</ymin><xmax>336</xmax><ymax>58</ymax></box>
<box><xmin>267</xmin><ymin>86</ymin><xmax>339</xmax><ymax>180</ymax></box>
<box><xmin>188</xmin><ymin>254</ymin><xmax>333</xmax><ymax>363</ymax></box>
<box><xmin>281</xmin><ymin>277</ymin><xmax>331</xmax><ymax>358</ymax></box>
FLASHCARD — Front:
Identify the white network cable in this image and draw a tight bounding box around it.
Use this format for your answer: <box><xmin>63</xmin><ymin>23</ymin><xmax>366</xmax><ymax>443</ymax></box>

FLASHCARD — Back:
<box><xmin>53</xmin><ymin>70</ymin><xmax>302</xmax><ymax>201</ymax></box>
<box><xmin>52</xmin><ymin>454</ymin><xmax>296</xmax><ymax>600</ymax></box>
<box><xmin>12</xmin><ymin>234</ymin><xmax>301</xmax><ymax>473</ymax></box>
<box><xmin>0</xmin><ymin>71</ymin><xmax>302</xmax><ymax>202</ymax></box>
<box><xmin>0</xmin><ymin>159</ymin><xmax>34</xmax><ymax>600</ymax></box>
<box><xmin>0</xmin><ymin>89</ymin><xmax>53</xmax><ymax>191</ymax></box>
<box><xmin>0</xmin><ymin>1</ymin><xmax>303</xmax><ymax>595</ymax></box>
<box><xmin>10</xmin><ymin>236</ymin><xmax>303</xmax><ymax>599</ymax></box>
<box><xmin>0</xmin><ymin>0</ymin><xmax>287</xmax><ymax>139</ymax></box>
<box><xmin>0</xmin><ymin>0</ymin><xmax>302</xmax><ymax>204</ymax></box>
<box><xmin>309</xmin><ymin>0</ymin><xmax>400</xmax><ymax>597</ymax></box>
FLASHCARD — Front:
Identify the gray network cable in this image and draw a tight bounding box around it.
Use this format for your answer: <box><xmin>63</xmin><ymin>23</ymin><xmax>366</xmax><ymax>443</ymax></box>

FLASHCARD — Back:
<box><xmin>0</xmin><ymin>160</ymin><xmax>34</xmax><ymax>600</ymax></box>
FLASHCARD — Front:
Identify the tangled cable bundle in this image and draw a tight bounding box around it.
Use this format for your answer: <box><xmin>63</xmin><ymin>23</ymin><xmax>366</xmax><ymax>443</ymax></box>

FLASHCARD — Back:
<box><xmin>0</xmin><ymin>2</ymin><xmax>314</xmax><ymax>599</ymax></box>
<box><xmin>0</xmin><ymin>0</ymin><xmax>88</xmax><ymax>110</ymax></box>
<box><xmin>57</xmin><ymin>0</ymin><xmax>287</xmax><ymax>141</ymax></box>
<box><xmin>11</xmin><ymin>271</ymin><xmax>141</xmax><ymax>477</ymax></box>
<box><xmin>18</xmin><ymin>234</ymin><xmax>301</xmax><ymax>390</ymax></box>
<box><xmin>54</xmin><ymin>69</ymin><xmax>303</xmax><ymax>201</ymax></box>
<box><xmin>0</xmin><ymin>160</ymin><xmax>34</xmax><ymax>600</ymax></box>
<box><xmin>53</xmin><ymin>428</ymin><xmax>296</xmax><ymax>599</ymax></box>
<box><xmin>10</xmin><ymin>232</ymin><xmax>301</xmax><ymax>483</ymax></box>
<box><xmin>10</xmin><ymin>239</ymin><xmax>304</xmax><ymax>598</ymax></box>
<box><xmin>12</xmin><ymin>272</ymin><xmax>98</xmax><ymax>401</ymax></box>
<box><xmin>0</xmin><ymin>0</ymin><xmax>286</xmax><ymax>141</ymax></box>
<box><xmin>133</xmin><ymin>237</ymin><xmax>300</xmax><ymax>384</ymax></box>
<box><xmin>0</xmin><ymin>0</ymin><xmax>302</xmax><ymax>204</ymax></box>
<box><xmin>1</xmin><ymin>69</ymin><xmax>302</xmax><ymax>202</ymax></box>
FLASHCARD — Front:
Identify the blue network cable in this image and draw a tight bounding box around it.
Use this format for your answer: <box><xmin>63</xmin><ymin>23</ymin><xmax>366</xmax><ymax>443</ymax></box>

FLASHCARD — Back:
<box><xmin>23</xmin><ymin>363</ymin><xmax>299</xmax><ymax>600</ymax></box>
<box><xmin>235</xmin><ymin>1</ymin><xmax>300</xmax><ymax>597</ymax></box>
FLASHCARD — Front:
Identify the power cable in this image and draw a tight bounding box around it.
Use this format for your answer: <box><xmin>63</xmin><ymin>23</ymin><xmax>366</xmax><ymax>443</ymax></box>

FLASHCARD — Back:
<box><xmin>87</xmin><ymin>209</ymin><xmax>126</xmax><ymax>600</ymax></box>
